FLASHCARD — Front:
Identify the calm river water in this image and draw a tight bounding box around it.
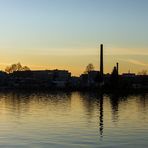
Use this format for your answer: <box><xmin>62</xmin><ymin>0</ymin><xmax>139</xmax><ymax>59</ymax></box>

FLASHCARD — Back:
<box><xmin>0</xmin><ymin>91</ymin><xmax>147</xmax><ymax>148</ymax></box>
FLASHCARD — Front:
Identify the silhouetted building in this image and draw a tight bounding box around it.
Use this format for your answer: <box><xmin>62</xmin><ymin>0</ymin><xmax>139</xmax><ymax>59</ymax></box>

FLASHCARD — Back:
<box><xmin>0</xmin><ymin>71</ymin><xmax>8</xmax><ymax>88</ymax></box>
<box><xmin>80</xmin><ymin>74</ymin><xmax>89</xmax><ymax>88</ymax></box>
<box><xmin>122</xmin><ymin>73</ymin><xmax>136</xmax><ymax>78</ymax></box>
<box><xmin>52</xmin><ymin>70</ymin><xmax>71</xmax><ymax>88</ymax></box>
<box><xmin>109</xmin><ymin>66</ymin><xmax>119</xmax><ymax>89</ymax></box>
<box><xmin>88</xmin><ymin>71</ymin><xmax>100</xmax><ymax>87</ymax></box>
<box><xmin>7</xmin><ymin>70</ymin><xmax>71</xmax><ymax>89</ymax></box>
<box><xmin>80</xmin><ymin>71</ymin><xmax>100</xmax><ymax>88</ymax></box>
<box><xmin>70</xmin><ymin>76</ymin><xmax>80</xmax><ymax>89</ymax></box>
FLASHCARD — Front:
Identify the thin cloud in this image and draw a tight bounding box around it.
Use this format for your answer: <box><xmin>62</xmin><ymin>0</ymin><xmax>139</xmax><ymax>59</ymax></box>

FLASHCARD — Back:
<box><xmin>105</xmin><ymin>47</ymin><xmax>148</xmax><ymax>55</ymax></box>
<box><xmin>125</xmin><ymin>59</ymin><xmax>148</xmax><ymax>67</ymax></box>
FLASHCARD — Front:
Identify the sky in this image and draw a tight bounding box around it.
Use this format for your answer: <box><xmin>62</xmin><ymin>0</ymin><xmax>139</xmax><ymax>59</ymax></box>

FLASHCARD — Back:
<box><xmin>0</xmin><ymin>0</ymin><xmax>148</xmax><ymax>76</ymax></box>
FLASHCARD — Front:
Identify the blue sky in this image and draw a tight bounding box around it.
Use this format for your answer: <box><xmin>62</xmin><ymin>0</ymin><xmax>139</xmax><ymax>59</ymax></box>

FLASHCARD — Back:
<box><xmin>0</xmin><ymin>0</ymin><xmax>148</xmax><ymax>75</ymax></box>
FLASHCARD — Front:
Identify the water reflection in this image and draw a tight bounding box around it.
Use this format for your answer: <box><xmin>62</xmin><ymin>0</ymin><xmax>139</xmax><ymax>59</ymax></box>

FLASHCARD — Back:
<box><xmin>0</xmin><ymin>91</ymin><xmax>147</xmax><ymax>148</ymax></box>
<box><xmin>79</xmin><ymin>92</ymin><xmax>104</xmax><ymax>137</ymax></box>
<box><xmin>108</xmin><ymin>93</ymin><xmax>128</xmax><ymax>123</ymax></box>
<box><xmin>79</xmin><ymin>92</ymin><xmax>99</xmax><ymax>120</ymax></box>
<box><xmin>79</xmin><ymin>92</ymin><xmax>148</xmax><ymax>139</ymax></box>
<box><xmin>99</xmin><ymin>94</ymin><xmax>104</xmax><ymax>138</ymax></box>
<box><xmin>0</xmin><ymin>91</ymin><xmax>72</xmax><ymax>119</ymax></box>
<box><xmin>139</xmin><ymin>93</ymin><xmax>148</xmax><ymax>110</ymax></box>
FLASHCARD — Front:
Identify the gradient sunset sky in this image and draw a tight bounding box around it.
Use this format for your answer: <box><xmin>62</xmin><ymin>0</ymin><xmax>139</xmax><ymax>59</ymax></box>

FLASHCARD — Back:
<box><xmin>0</xmin><ymin>0</ymin><xmax>148</xmax><ymax>76</ymax></box>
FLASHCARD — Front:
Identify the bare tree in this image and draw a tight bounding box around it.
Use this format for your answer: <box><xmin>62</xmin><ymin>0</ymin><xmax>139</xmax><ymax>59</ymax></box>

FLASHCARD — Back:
<box><xmin>84</xmin><ymin>63</ymin><xmax>95</xmax><ymax>74</ymax></box>
<box><xmin>138</xmin><ymin>70</ymin><xmax>147</xmax><ymax>75</ymax></box>
<box><xmin>5</xmin><ymin>62</ymin><xmax>30</xmax><ymax>73</ymax></box>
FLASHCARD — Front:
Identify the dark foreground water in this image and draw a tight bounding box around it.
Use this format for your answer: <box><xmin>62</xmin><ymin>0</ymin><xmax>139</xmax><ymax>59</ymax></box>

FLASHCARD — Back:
<box><xmin>0</xmin><ymin>91</ymin><xmax>147</xmax><ymax>148</ymax></box>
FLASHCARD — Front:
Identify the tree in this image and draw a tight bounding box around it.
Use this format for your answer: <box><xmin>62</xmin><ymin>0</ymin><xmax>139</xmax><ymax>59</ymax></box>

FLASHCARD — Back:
<box><xmin>84</xmin><ymin>63</ymin><xmax>95</xmax><ymax>74</ymax></box>
<box><xmin>138</xmin><ymin>70</ymin><xmax>147</xmax><ymax>75</ymax></box>
<box><xmin>5</xmin><ymin>62</ymin><xmax>30</xmax><ymax>73</ymax></box>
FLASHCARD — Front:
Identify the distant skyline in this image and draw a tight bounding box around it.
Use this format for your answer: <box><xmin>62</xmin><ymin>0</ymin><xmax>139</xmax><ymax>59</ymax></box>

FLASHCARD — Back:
<box><xmin>0</xmin><ymin>0</ymin><xmax>148</xmax><ymax>76</ymax></box>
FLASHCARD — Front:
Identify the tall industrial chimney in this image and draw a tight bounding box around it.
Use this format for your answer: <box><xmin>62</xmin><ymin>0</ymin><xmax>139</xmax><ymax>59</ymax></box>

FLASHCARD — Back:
<box><xmin>100</xmin><ymin>44</ymin><xmax>104</xmax><ymax>76</ymax></box>
<box><xmin>116</xmin><ymin>62</ymin><xmax>119</xmax><ymax>75</ymax></box>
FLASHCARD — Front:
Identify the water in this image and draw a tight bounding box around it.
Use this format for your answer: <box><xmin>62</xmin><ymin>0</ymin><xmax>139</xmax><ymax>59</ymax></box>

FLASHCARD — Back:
<box><xmin>0</xmin><ymin>91</ymin><xmax>147</xmax><ymax>148</ymax></box>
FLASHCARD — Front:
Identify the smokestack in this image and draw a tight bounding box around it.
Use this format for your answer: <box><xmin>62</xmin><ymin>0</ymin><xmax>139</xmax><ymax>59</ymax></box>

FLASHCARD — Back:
<box><xmin>100</xmin><ymin>44</ymin><xmax>104</xmax><ymax>76</ymax></box>
<box><xmin>116</xmin><ymin>62</ymin><xmax>119</xmax><ymax>74</ymax></box>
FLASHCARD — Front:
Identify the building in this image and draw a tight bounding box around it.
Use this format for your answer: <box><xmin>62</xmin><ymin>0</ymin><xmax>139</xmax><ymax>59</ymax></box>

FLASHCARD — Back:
<box><xmin>9</xmin><ymin>70</ymin><xmax>71</xmax><ymax>89</ymax></box>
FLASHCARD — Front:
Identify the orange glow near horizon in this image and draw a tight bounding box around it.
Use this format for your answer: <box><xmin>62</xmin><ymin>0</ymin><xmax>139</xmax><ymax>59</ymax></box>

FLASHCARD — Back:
<box><xmin>0</xmin><ymin>59</ymin><xmax>147</xmax><ymax>76</ymax></box>
<box><xmin>0</xmin><ymin>47</ymin><xmax>147</xmax><ymax>76</ymax></box>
